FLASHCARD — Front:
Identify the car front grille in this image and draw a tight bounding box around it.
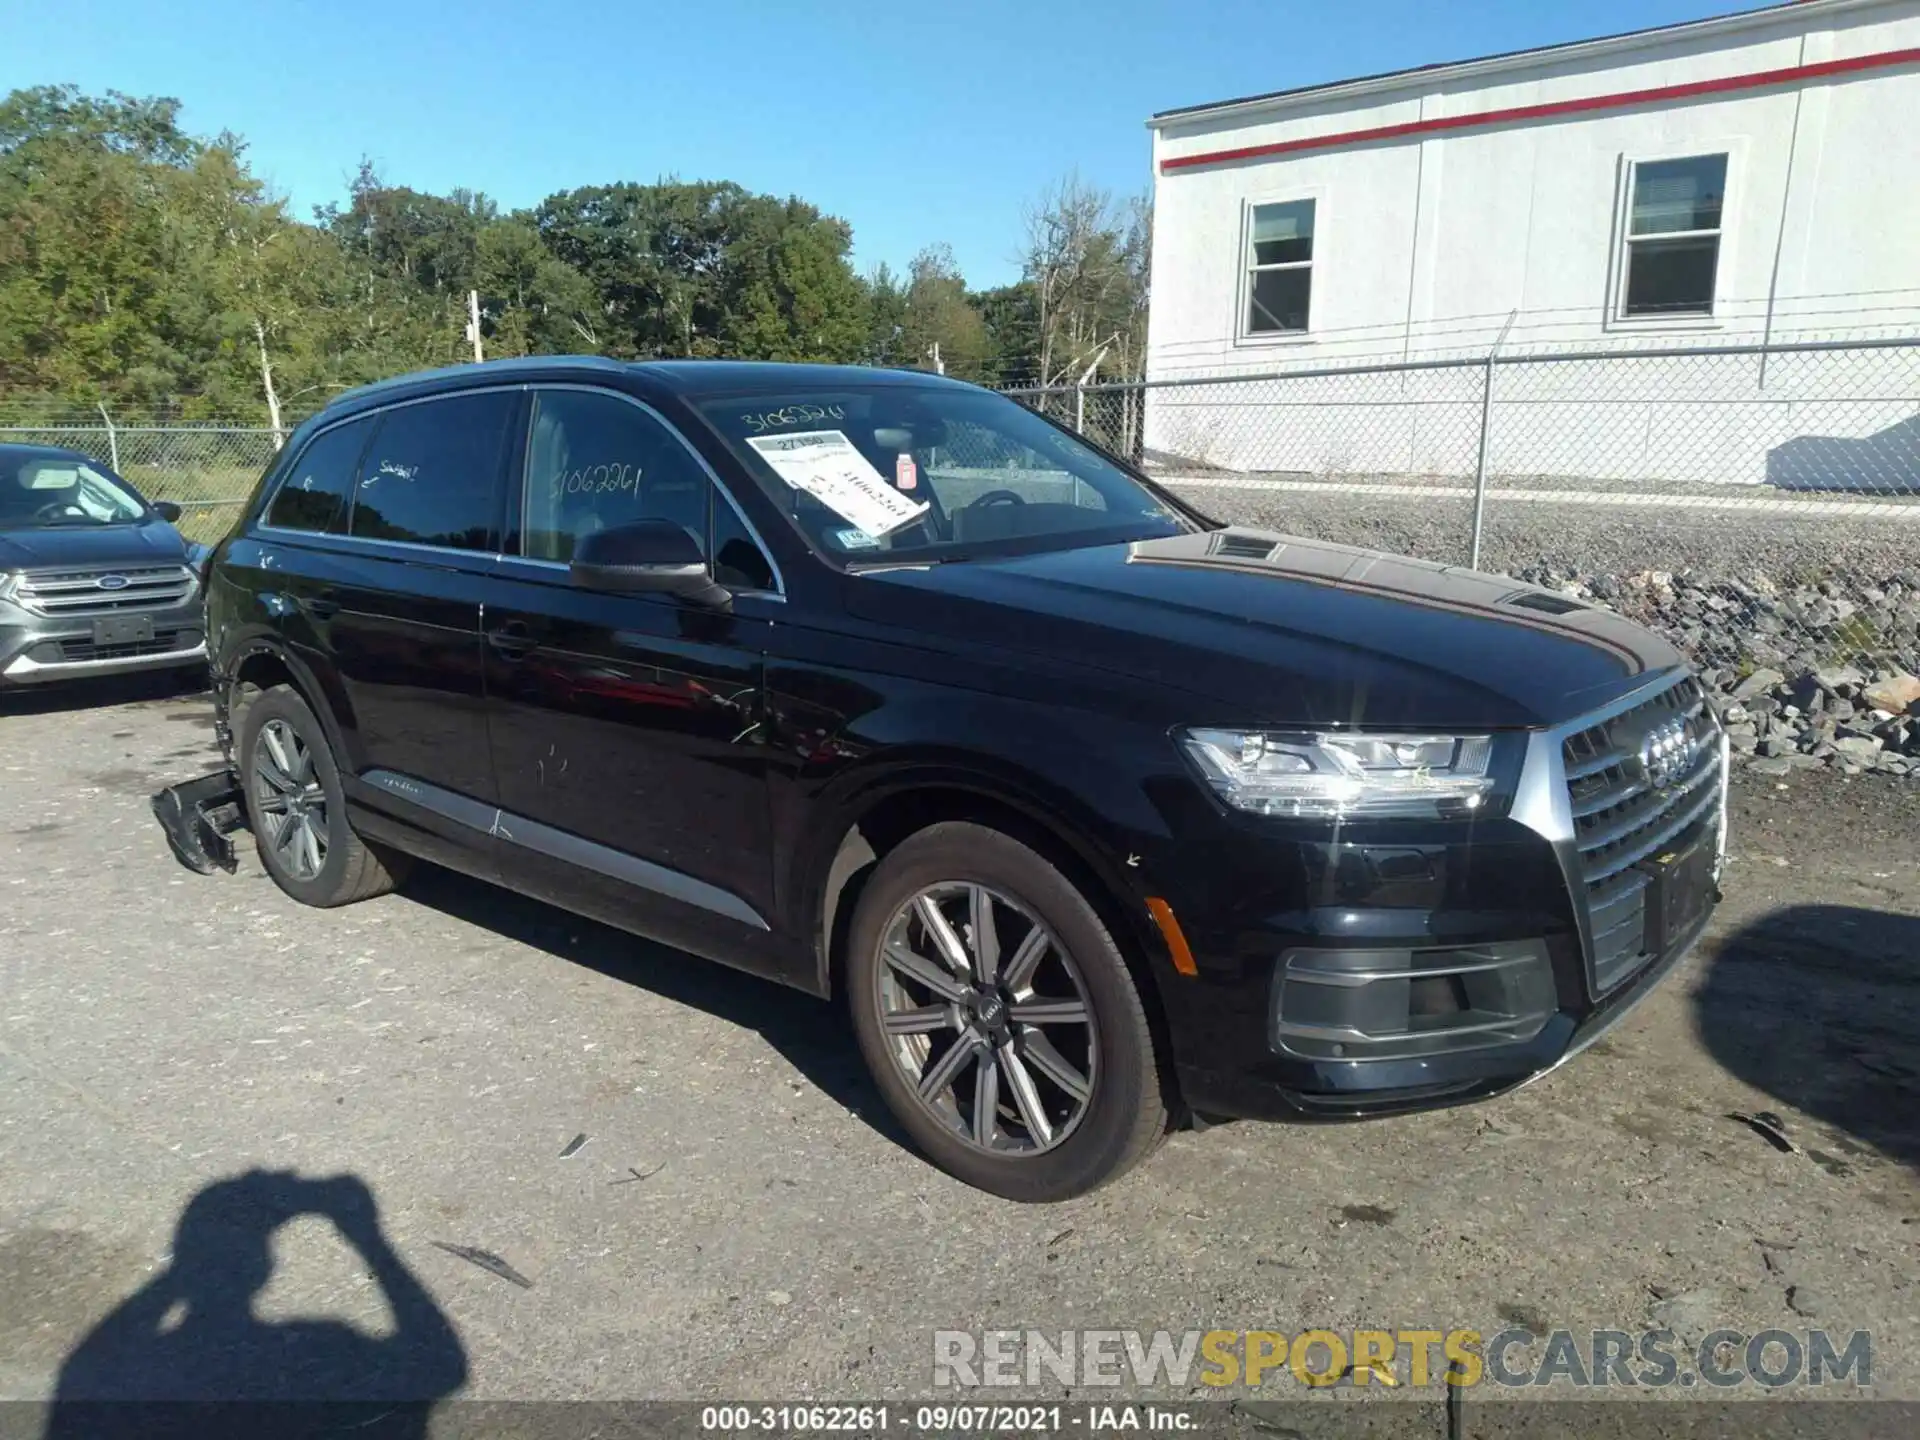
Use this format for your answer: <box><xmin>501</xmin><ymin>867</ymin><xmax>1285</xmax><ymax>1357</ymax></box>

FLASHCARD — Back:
<box><xmin>50</xmin><ymin>630</ymin><xmax>199</xmax><ymax>663</ymax></box>
<box><xmin>12</xmin><ymin>564</ymin><xmax>195</xmax><ymax>618</ymax></box>
<box><xmin>1561</xmin><ymin>675</ymin><xmax>1724</xmax><ymax>996</ymax></box>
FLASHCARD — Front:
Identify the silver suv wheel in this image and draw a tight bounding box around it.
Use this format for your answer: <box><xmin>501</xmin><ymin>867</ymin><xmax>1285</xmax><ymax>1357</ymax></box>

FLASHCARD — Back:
<box><xmin>875</xmin><ymin>881</ymin><xmax>1098</xmax><ymax>1155</ymax></box>
<box><xmin>250</xmin><ymin>717</ymin><xmax>328</xmax><ymax>881</ymax></box>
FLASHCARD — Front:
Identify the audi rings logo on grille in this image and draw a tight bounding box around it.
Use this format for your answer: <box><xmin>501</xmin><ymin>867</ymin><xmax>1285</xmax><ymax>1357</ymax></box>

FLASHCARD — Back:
<box><xmin>1638</xmin><ymin>716</ymin><xmax>1699</xmax><ymax>789</ymax></box>
<box><xmin>95</xmin><ymin>574</ymin><xmax>131</xmax><ymax>591</ymax></box>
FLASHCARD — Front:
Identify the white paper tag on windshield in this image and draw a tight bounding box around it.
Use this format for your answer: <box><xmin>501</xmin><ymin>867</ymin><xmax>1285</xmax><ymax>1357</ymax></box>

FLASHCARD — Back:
<box><xmin>747</xmin><ymin>430</ymin><xmax>929</xmax><ymax>538</ymax></box>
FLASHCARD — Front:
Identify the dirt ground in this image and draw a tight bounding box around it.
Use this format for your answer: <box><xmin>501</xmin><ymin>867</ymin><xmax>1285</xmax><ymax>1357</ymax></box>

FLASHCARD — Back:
<box><xmin>1</xmin><ymin>673</ymin><xmax>1916</xmax><ymax>1431</ymax></box>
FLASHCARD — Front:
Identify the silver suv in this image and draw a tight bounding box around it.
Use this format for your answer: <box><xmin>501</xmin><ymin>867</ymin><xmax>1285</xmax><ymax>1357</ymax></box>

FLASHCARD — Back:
<box><xmin>0</xmin><ymin>443</ymin><xmax>208</xmax><ymax>688</ymax></box>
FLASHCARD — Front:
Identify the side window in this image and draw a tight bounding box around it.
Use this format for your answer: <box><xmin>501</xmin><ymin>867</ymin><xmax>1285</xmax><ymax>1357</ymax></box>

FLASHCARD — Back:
<box><xmin>264</xmin><ymin>418</ymin><xmax>372</xmax><ymax>533</ymax></box>
<box><xmin>349</xmin><ymin>391</ymin><xmax>517</xmax><ymax>550</ymax></box>
<box><xmin>1620</xmin><ymin>154</ymin><xmax>1726</xmax><ymax>319</ymax></box>
<box><xmin>521</xmin><ymin>389</ymin><xmax>713</xmax><ymax>565</ymax></box>
<box><xmin>1244</xmin><ymin>198</ymin><xmax>1314</xmax><ymax>336</ymax></box>
<box><xmin>712</xmin><ymin>496</ymin><xmax>777</xmax><ymax>591</ymax></box>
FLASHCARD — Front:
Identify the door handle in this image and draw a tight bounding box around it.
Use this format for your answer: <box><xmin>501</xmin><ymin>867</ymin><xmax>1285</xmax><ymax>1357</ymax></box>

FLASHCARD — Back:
<box><xmin>303</xmin><ymin>591</ymin><xmax>340</xmax><ymax>619</ymax></box>
<box><xmin>486</xmin><ymin>621</ymin><xmax>539</xmax><ymax>659</ymax></box>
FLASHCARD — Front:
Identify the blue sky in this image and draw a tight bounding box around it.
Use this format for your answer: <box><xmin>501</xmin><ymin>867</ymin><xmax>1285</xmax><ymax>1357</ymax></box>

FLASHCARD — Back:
<box><xmin>3</xmin><ymin>0</ymin><xmax>1768</xmax><ymax>287</ymax></box>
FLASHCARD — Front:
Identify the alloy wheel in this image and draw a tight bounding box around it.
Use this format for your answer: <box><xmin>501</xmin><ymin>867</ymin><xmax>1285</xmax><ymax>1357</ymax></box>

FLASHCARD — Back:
<box><xmin>875</xmin><ymin>882</ymin><xmax>1098</xmax><ymax>1155</ymax></box>
<box><xmin>251</xmin><ymin>718</ymin><xmax>328</xmax><ymax>881</ymax></box>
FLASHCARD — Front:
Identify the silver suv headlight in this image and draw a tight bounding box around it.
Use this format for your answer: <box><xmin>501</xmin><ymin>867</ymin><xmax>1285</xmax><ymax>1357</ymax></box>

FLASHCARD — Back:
<box><xmin>1179</xmin><ymin>728</ymin><xmax>1496</xmax><ymax>819</ymax></box>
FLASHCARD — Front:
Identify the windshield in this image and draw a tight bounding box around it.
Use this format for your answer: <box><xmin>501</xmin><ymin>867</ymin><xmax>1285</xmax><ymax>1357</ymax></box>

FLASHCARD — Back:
<box><xmin>0</xmin><ymin>454</ymin><xmax>149</xmax><ymax>528</ymax></box>
<box><xmin>696</xmin><ymin>385</ymin><xmax>1196</xmax><ymax>565</ymax></box>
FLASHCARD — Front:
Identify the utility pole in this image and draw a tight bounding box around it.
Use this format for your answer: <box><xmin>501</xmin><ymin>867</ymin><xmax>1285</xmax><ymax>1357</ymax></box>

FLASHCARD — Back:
<box><xmin>466</xmin><ymin>290</ymin><xmax>484</xmax><ymax>364</ymax></box>
<box><xmin>927</xmin><ymin>340</ymin><xmax>943</xmax><ymax>375</ymax></box>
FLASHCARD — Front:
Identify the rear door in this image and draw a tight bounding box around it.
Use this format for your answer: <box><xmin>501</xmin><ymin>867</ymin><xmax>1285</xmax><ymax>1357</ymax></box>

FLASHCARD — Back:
<box><xmin>320</xmin><ymin>389</ymin><xmax>523</xmax><ymax>865</ymax></box>
<box><xmin>480</xmin><ymin>385</ymin><xmax>796</xmax><ymax>980</ymax></box>
<box><xmin>246</xmin><ymin>410</ymin><xmax>376</xmax><ymax>737</ymax></box>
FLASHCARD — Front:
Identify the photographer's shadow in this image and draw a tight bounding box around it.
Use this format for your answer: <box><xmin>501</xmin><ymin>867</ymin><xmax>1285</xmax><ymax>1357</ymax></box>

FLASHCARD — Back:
<box><xmin>48</xmin><ymin>1169</ymin><xmax>467</xmax><ymax>1439</ymax></box>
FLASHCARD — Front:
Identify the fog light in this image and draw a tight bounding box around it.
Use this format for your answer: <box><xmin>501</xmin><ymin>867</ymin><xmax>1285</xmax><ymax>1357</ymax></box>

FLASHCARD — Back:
<box><xmin>1273</xmin><ymin>940</ymin><xmax>1557</xmax><ymax>1061</ymax></box>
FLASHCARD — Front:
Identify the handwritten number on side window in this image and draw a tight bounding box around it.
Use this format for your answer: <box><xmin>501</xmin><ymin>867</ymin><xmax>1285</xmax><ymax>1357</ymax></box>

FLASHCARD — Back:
<box><xmin>548</xmin><ymin>462</ymin><xmax>642</xmax><ymax>499</ymax></box>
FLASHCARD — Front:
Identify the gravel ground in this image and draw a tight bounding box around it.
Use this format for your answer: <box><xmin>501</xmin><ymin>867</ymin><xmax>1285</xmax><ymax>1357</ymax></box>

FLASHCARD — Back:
<box><xmin>0</xmin><ymin>676</ymin><xmax>1917</xmax><ymax>1427</ymax></box>
<box><xmin>1170</xmin><ymin>479</ymin><xmax>1920</xmax><ymax>590</ymax></box>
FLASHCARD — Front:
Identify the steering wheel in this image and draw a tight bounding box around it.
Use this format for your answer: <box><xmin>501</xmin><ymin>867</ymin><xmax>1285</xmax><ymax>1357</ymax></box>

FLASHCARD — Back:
<box><xmin>34</xmin><ymin>500</ymin><xmax>83</xmax><ymax>522</ymax></box>
<box><xmin>969</xmin><ymin>489</ymin><xmax>1027</xmax><ymax>508</ymax></box>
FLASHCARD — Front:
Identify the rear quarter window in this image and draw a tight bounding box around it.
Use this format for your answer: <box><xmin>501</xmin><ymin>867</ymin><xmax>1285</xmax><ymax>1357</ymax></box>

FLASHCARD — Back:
<box><xmin>264</xmin><ymin>418</ymin><xmax>373</xmax><ymax>534</ymax></box>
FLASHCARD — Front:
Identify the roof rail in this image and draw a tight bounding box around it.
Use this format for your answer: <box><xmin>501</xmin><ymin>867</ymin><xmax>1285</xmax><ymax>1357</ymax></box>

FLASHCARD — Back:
<box><xmin>324</xmin><ymin>354</ymin><xmax>631</xmax><ymax>410</ymax></box>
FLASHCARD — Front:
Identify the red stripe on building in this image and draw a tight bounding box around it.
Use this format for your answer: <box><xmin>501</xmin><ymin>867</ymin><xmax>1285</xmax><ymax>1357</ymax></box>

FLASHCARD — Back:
<box><xmin>1160</xmin><ymin>46</ymin><xmax>1920</xmax><ymax>173</ymax></box>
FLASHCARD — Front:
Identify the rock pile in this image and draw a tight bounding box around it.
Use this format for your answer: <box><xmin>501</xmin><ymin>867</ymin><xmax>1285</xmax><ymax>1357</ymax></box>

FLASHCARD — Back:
<box><xmin>1511</xmin><ymin>565</ymin><xmax>1920</xmax><ymax>777</ymax></box>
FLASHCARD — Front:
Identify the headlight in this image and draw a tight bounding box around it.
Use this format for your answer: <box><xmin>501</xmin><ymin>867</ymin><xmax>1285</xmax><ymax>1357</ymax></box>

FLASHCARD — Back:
<box><xmin>1179</xmin><ymin>728</ymin><xmax>1496</xmax><ymax>819</ymax></box>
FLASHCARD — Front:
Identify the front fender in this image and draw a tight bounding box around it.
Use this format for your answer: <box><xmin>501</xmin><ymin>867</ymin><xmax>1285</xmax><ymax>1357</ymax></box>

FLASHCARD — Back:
<box><xmin>772</xmin><ymin>688</ymin><xmax>1193</xmax><ymax>1001</ymax></box>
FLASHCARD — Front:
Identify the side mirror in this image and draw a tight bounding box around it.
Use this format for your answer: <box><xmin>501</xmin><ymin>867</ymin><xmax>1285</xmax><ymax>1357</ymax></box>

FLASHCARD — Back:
<box><xmin>152</xmin><ymin>500</ymin><xmax>183</xmax><ymax>523</ymax></box>
<box><xmin>569</xmin><ymin>519</ymin><xmax>731</xmax><ymax>609</ymax></box>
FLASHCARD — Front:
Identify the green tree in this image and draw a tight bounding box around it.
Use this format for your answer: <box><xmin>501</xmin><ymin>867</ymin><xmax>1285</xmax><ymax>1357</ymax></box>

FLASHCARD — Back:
<box><xmin>533</xmin><ymin>180</ymin><xmax>742</xmax><ymax>357</ymax></box>
<box><xmin>721</xmin><ymin>198</ymin><xmax>867</xmax><ymax>362</ymax></box>
<box><xmin>0</xmin><ymin>85</ymin><xmax>203</xmax><ymax>403</ymax></box>
<box><xmin>473</xmin><ymin>217</ymin><xmax>602</xmax><ymax>357</ymax></box>
<box><xmin>166</xmin><ymin>139</ymin><xmax>307</xmax><ymax>426</ymax></box>
<box><xmin>0</xmin><ymin>84</ymin><xmax>198</xmax><ymax>165</ymax></box>
<box><xmin>897</xmin><ymin>244</ymin><xmax>989</xmax><ymax>379</ymax></box>
<box><xmin>972</xmin><ymin>281</ymin><xmax>1042</xmax><ymax>385</ymax></box>
<box><xmin>533</xmin><ymin>179</ymin><xmax>867</xmax><ymax>362</ymax></box>
<box><xmin>320</xmin><ymin>161</ymin><xmax>492</xmax><ymax>296</ymax></box>
<box><xmin>1021</xmin><ymin>174</ymin><xmax>1149</xmax><ymax>388</ymax></box>
<box><xmin>0</xmin><ymin>84</ymin><xmax>1070</xmax><ymax>421</ymax></box>
<box><xmin>862</xmin><ymin>262</ymin><xmax>908</xmax><ymax>367</ymax></box>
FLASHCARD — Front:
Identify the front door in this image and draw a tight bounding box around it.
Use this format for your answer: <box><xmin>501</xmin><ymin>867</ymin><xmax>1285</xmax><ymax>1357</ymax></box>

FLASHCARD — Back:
<box><xmin>481</xmin><ymin>386</ymin><xmax>795</xmax><ymax>980</ymax></box>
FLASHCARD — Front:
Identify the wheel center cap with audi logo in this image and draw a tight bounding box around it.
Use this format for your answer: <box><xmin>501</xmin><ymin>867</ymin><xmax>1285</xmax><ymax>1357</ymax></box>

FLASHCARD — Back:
<box><xmin>1638</xmin><ymin>715</ymin><xmax>1700</xmax><ymax>790</ymax></box>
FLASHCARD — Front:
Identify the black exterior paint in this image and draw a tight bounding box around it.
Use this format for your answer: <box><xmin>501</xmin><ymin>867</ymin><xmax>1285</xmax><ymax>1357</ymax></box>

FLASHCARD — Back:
<box><xmin>201</xmin><ymin>357</ymin><xmax>1712</xmax><ymax>1124</ymax></box>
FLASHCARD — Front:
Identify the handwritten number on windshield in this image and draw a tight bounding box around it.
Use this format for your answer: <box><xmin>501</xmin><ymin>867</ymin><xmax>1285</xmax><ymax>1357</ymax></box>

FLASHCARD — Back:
<box><xmin>739</xmin><ymin>404</ymin><xmax>846</xmax><ymax>434</ymax></box>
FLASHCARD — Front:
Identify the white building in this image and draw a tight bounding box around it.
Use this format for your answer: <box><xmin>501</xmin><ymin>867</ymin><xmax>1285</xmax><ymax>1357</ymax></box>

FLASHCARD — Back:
<box><xmin>1143</xmin><ymin>0</ymin><xmax>1920</xmax><ymax>485</ymax></box>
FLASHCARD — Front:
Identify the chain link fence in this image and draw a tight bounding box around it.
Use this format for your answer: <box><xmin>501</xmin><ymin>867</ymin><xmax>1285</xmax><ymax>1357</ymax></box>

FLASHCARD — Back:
<box><xmin>0</xmin><ymin>420</ymin><xmax>282</xmax><ymax>543</ymax></box>
<box><xmin>1007</xmin><ymin>336</ymin><xmax>1920</xmax><ymax>775</ymax></box>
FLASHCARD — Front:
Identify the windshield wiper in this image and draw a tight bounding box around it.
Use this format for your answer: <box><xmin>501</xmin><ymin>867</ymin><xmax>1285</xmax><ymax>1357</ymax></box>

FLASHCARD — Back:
<box><xmin>845</xmin><ymin>552</ymin><xmax>971</xmax><ymax>573</ymax></box>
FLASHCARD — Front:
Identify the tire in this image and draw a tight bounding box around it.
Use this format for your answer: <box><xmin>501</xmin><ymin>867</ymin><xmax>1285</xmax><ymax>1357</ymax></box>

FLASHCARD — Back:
<box><xmin>845</xmin><ymin>821</ymin><xmax>1168</xmax><ymax>1202</ymax></box>
<box><xmin>238</xmin><ymin>684</ymin><xmax>408</xmax><ymax>907</ymax></box>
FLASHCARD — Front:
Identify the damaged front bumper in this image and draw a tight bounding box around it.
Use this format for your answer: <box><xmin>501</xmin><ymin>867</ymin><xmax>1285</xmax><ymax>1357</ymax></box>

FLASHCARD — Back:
<box><xmin>151</xmin><ymin>769</ymin><xmax>247</xmax><ymax>875</ymax></box>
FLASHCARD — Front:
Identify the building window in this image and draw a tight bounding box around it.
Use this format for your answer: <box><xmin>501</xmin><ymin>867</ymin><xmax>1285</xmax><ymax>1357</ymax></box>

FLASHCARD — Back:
<box><xmin>1244</xmin><ymin>199</ymin><xmax>1314</xmax><ymax>335</ymax></box>
<box><xmin>1621</xmin><ymin>154</ymin><xmax>1726</xmax><ymax>318</ymax></box>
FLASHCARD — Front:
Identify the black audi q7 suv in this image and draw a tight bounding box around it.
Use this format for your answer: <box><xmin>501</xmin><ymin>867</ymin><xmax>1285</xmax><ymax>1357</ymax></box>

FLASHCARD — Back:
<box><xmin>163</xmin><ymin>356</ymin><xmax>1727</xmax><ymax>1201</ymax></box>
<box><xmin>0</xmin><ymin>443</ymin><xmax>209</xmax><ymax>688</ymax></box>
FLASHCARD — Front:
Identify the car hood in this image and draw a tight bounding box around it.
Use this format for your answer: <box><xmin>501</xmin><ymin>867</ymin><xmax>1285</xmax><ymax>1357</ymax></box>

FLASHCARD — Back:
<box><xmin>844</xmin><ymin>528</ymin><xmax>1685</xmax><ymax>730</ymax></box>
<box><xmin>0</xmin><ymin>519</ymin><xmax>187</xmax><ymax>571</ymax></box>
